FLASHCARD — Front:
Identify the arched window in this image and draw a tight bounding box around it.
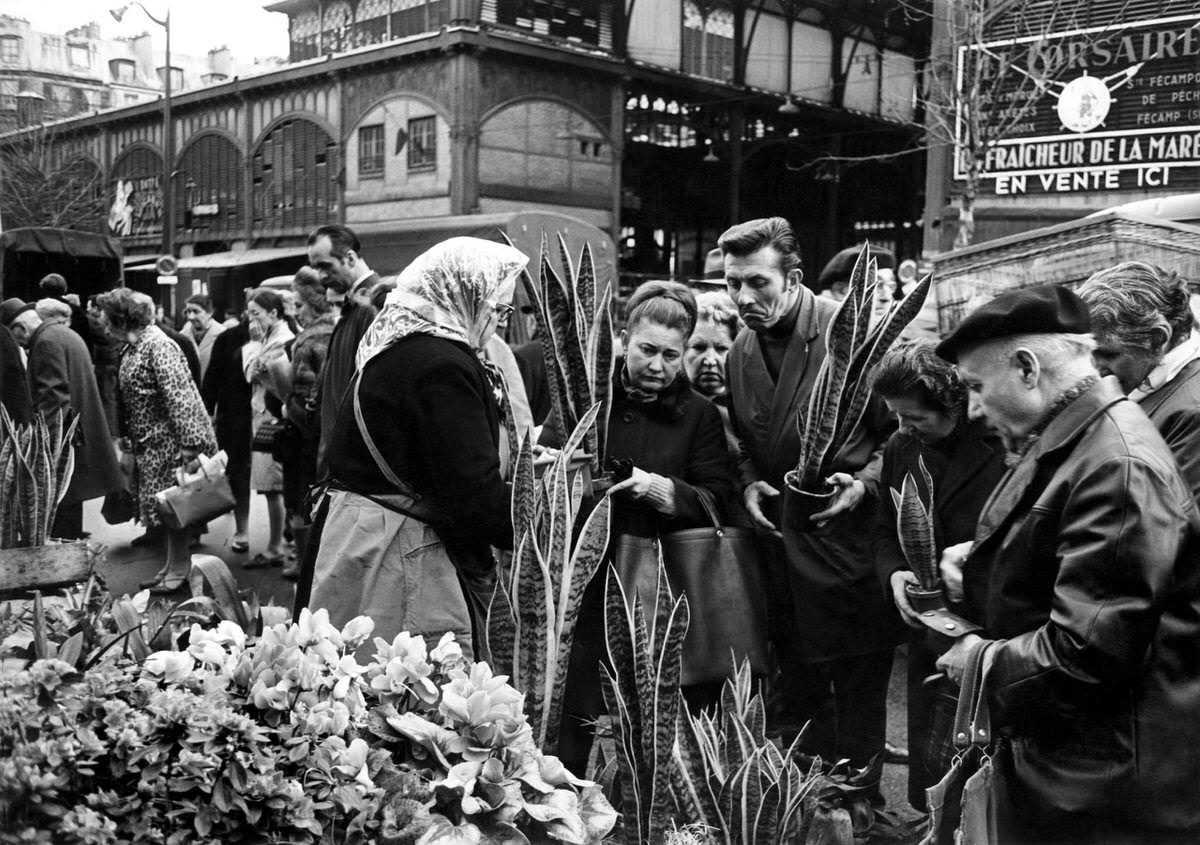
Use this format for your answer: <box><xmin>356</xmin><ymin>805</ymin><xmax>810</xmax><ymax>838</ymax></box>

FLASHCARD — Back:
<box><xmin>682</xmin><ymin>0</ymin><xmax>734</xmax><ymax>81</ymax></box>
<box><xmin>177</xmin><ymin>134</ymin><xmax>243</xmax><ymax>236</ymax></box>
<box><xmin>251</xmin><ymin>118</ymin><xmax>339</xmax><ymax>231</ymax></box>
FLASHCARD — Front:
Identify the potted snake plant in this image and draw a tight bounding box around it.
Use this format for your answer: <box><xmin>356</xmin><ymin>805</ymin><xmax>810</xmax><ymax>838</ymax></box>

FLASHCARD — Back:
<box><xmin>782</xmin><ymin>243</ymin><xmax>931</xmax><ymax>531</ymax></box>
<box><xmin>892</xmin><ymin>455</ymin><xmax>944</xmax><ymax>613</ymax></box>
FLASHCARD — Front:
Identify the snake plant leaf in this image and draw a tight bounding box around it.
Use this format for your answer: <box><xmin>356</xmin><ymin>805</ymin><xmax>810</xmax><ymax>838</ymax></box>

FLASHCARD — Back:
<box><xmin>896</xmin><ymin>472</ymin><xmax>938</xmax><ymax>590</ymax></box>
<box><xmin>588</xmin><ymin>283</ymin><xmax>614</xmax><ymax>468</ymax></box>
<box><xmin>576</xmin><ymin>239</ymin><xmax>597</xmax><ymax>328</ymax></box>
<box><xmin>542</xmin><ymin>240</ymin><xmax>586</xmax><ymax>419</ymax></box>
<box><xmin>517</xmin><ymin>532</ymin><xmax>555</xmax><ymax>746</ymax></box>
<box><xmin>522</xmin><ymin>256</ymin><xmax>575</xmax><ymax>444</ymax></box>
<box><xmin>511</xmin><ymin>432</ymin><xmax>536</xmax><ymax>541</ymax></box>
<box><xmin>543</xmin><ymin>493</ymin><xmax>611</xmax><ymax>752</ymax></box>
<box><xmin>601</xmin><ymin>570</ymin><xmax>646</xmax><ymax>844</ymax></box>
<box><xmin>798</xmin><ymin>256</ymin><xmax>933</xmax><ymax>488</ymax></box>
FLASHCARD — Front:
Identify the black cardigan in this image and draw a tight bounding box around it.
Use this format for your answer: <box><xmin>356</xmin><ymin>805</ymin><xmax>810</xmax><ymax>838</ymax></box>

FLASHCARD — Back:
<box><xmin>324</xmin><ymin>333</ymin><xmax>512</xmax><ymax>552</ymax></box>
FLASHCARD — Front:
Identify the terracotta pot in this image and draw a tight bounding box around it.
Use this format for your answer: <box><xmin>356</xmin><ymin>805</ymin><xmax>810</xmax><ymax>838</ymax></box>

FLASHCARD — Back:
<box><xmin>904</xmin><ymin>584</ymin><xmax>945</xmax><ymax>614</ymax></box>
<box><xmin>781</xmin><ymin>472</ymin><xmax>838</xmax><ymax>533</ymax></box>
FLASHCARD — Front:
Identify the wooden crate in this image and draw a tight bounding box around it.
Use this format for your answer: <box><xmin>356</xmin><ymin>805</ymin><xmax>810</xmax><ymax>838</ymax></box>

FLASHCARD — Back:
<box><xmin>0</xmin><ymin>541</ymin><xmax>92</xmax><ymax>596</ymax></box>
<box><xmin>931</xmin><ymin>212</ymin><xmax>1200</xmax><ymax>336</ymax></box>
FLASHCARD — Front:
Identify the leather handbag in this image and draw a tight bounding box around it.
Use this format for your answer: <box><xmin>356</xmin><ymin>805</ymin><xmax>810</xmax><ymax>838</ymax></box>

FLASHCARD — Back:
<box><xmin>155</xmin><ymin>460</ymin><xmax>237</xmax><ymax>530</ymax></box>
<box><xmin>612</xmin><ymin>488</ymin><xmax>768</xmax><ymax>685</ymax></box>
<box><xmin>922</xmin><ymin>642</ymin><xmax>1013</xmax><ymax>845</ymax></box>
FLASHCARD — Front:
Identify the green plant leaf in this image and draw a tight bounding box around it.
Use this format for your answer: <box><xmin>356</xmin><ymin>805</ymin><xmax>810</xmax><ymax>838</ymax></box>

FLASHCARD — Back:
<box><xmin>189</xmin><ymin>554</ymin><xmax>251</xmax><ymax>630</ymax></box>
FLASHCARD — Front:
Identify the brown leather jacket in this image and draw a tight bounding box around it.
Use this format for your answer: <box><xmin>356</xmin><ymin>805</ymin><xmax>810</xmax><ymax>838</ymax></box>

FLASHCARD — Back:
<box><xmin>966</xmin><ymin>376</ymin><xmax>1200</xmax><ymax>835</ymax></box>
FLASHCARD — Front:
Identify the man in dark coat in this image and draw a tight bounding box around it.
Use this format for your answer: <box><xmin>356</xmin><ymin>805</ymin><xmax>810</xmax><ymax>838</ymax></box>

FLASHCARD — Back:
<box><xmin>1078</xmin><ymin>261</ymin><xmax>1200</xmax><ymax>507</ymax></box>
<box><xmin>38</xmin><ymin>273</ymin><xmax>93</xmax><ymax>357</ymax></box>
<box><xmin>0</xmin><ymin>320</ymin><xmax>33</xmax><ymax>425</ymax></box>
<box><xmin>306</xmin><ymin>223</ymin><xmax>380</xmax><ymax>475</ymax></box>
<box><xmin>720</xmin><ymin>217</ymin><xmax>900</xmax><ymax>773</ymax></box>
<box><xmin>22</xmin><ymin>299</ymin><xmax>123</xmax><ymax>538</ymax></box>
<box><xmin>935</xmin><ymin>285</ymin><xmax>1200</xmax><ymax>843</ymax></box>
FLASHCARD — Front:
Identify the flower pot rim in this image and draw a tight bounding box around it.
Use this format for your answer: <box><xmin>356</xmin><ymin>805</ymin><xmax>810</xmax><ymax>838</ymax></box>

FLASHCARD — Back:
<box><xmin>782</xmin><ymin>471</ymin><xmax>837</xmax><ymax>499</ymax></box>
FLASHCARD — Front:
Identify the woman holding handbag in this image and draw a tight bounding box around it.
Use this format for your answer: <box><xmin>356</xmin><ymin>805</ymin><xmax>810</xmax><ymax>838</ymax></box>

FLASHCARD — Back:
<box><xmin>95</xmin><ymin>288</ymin><xmax>217</xmax><ymax>593</ymax></box>
<box><xmin>242</xmin><ymin>289</ymin><xmax>295</xmax><ymax>569</ymax></box>
<box><xmin>556</xmin><ymin>281</ymin><xmax>741</xmax><ymax>771</ymax></box>
<box><xmin>868</xmin><ymin>340</ymin><xmax>1007</xmax><ymax>811</ymax></box>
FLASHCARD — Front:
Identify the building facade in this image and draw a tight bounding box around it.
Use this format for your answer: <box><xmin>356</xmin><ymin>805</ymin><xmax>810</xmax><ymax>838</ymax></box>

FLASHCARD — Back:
<box><xmin>0</xmin><ymin>15</ymin><xmax>267</xmax><ymax>133</ymax></box>
<box><xmin>0</xmin><ymin>0</ymin><xmax>928</xmax><ymax>286</ymax></box>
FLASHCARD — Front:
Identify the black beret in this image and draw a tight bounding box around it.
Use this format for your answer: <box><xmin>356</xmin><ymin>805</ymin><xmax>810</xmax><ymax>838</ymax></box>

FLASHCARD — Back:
<box><xmin>937</xmin><ymin>284</ymin><xmax>1091</xmax><ymax>363</ymax></box>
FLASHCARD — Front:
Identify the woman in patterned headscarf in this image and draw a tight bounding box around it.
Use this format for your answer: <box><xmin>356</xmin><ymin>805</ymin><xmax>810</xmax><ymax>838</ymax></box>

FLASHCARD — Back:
<box><xmin>299</xmin><ymin>237</ymin><xmax>528</xmax><ymax>656</ymax></box>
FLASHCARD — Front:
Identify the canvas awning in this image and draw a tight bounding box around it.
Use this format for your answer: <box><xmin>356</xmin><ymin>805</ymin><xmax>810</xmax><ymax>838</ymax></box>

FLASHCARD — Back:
<box><xmin>174</xmin><ymin>246</ymin><xmax>309</xmax><ymax>270</ymax></box>
<box><xmin>0</xmin><ymin>228</ymin><xmax>121</xmax><ymax>260</ymax></box>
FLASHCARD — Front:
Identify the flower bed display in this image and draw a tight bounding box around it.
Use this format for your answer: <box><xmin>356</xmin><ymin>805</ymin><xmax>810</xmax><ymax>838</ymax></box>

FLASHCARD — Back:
<box><xmin>0</xmin><ymin>603</ymin><xmax>615</xmax><ymax>844</ymax></box>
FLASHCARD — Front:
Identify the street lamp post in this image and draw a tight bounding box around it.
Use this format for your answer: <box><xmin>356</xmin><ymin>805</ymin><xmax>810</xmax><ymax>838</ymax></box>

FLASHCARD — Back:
<box><xmin>110</xmin><ymin>2</ymin><xmax>173</xmax><ymax>261</ymax></box>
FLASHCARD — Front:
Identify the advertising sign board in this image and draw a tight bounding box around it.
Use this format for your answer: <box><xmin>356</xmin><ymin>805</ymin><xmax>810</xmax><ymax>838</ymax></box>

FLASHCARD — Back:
<box><xmin>955</xmin><ymin>15</ymin><xmax>1200</xmax><ymax>198</ymax></box>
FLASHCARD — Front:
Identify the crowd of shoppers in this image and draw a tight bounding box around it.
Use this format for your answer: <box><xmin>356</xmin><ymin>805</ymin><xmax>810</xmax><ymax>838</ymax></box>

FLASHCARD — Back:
<box><xmin>5</xmin><ymin>214</ymin><xmax>1200</xmax><ymax>842</ymax></box>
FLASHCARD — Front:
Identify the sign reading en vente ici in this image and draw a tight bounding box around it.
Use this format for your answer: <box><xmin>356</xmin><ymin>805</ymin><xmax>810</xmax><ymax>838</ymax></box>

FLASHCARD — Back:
<box><xmin>955</xmin><ymin>15</ymin><xmax>1200</xmax><ymax>197</ymax></box>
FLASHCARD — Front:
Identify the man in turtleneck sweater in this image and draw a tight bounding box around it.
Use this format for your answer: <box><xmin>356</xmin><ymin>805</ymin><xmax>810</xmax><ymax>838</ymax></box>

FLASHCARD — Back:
<box><xmin>721</xmin><ymin>217</ymin><xmax>901</xmax><ymax>789</ymax></box>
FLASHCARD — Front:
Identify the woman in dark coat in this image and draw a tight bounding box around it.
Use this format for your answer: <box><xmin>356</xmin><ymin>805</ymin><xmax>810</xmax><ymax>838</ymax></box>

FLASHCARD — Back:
<box><xmin>868</xmin><ymin>339</ymin><xmax>1007</xmax><ymax>810</ymax></box>
<box><xmin>556</xmin><ymin>280</ymin><xmax>738</xmax><ymax>771</ymax></box>
<box><xmin>302</xmin><ymin>237</ymin><xmax>527</xmax><ymax>655</ymax></box>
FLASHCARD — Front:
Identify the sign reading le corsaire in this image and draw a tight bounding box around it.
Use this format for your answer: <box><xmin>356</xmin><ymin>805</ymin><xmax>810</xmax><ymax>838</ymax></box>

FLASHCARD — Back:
<box><xmin>956</xmin><ymin>15</ymin><xmax>1200</xmax><ymax>197</ymax></box>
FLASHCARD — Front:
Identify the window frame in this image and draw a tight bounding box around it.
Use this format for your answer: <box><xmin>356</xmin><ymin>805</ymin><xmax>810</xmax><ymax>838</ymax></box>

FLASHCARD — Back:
<box><xmin>357</xmin><ymin>123</ymin><xmax>385</xmax><ymax>179</ymax></box>
<box><xmin>406</xmin><ymin>115</ymin><xmax>437</xmax><ymax>172</ymax></box>
<box><xmin>0</xmin><ymin>36</ymin><xmax>21</xmax><ymax>64</ymax></box>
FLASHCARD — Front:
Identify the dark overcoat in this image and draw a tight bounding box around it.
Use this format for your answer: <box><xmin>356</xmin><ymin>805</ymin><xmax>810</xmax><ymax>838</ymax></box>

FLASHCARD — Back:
<box><xmin>27</xmin><ymin>322</ymin><xmax>123</xmax><ymax>504</ymax></box>
<box><xmin>725</xmin><ymin>288</ymin><xmax>897</xmax><ymax>662</ymax></box>
<box><xmin>0</xmin><ymin>324</ymin><xmax>32</xmax><ymax>425</ymax></box>
<box><xmin>201</xmin><ymin>322</ymin><xmax>252</xmax><ymax>471</ymax></box>
<box><xmin>1138</xmin><ymin>356</ymin><xmax>1200</xmax><ymax>509</ymax></box>
<box><xmin>966</xmin><ymin>377</ymin><xmax>1200</xmax><ymax>836</ymax></box>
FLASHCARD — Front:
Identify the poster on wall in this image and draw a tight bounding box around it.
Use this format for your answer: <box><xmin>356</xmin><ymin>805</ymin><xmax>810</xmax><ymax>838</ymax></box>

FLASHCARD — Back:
<box><xmin>955</xmin><ymin>14</ymin><xmax>1200</xmax><ymax>198</ymax></box>
<box><xmin>107</xmin><ymin>175</ymin><xmax>163</xmax><ymax>238</ymax></box>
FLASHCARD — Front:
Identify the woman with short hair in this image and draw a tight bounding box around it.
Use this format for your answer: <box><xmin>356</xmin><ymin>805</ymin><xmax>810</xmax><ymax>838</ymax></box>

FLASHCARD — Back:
<box><xmin>556</xmin><ymin>280</ymin><xmax>738</xmax><ymax>770</ymax></box>
<box><xmin>1078</xmin><ymin>261</ymin><xmax>1200</xmax><ymax>506</ymax></box>
<box><xmin>869</xmin><ymin>338</ymin><xmax>1007</xmax><ymax>810</ymax></box>
<box><xmin>95</xmin><ymin>288</ymin><xmax>217</xmax><ymax>592</ymax></box>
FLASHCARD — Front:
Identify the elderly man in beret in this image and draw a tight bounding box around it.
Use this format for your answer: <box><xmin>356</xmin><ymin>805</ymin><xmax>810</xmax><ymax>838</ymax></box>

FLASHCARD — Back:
<box><xmin>934</xmin><ymin>284</ymin><xmax>1200</xmax><ymax>843</ymax></box>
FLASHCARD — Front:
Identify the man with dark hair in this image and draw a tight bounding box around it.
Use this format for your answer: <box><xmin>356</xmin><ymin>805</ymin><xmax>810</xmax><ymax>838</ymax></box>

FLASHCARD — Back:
<box><xmin>720</xmin><ymin>216</ymin><xmax>902</xmax><ymax>782</ymax></box>
<box><xmin>307</xmin><ymin>223</ymin><xmax>381</xmax><ymax>473</ymax></box>
<box><xmin>39</xmin><ymin>273</ymin><xmax>93</xmax><ymax>355</ymax></box>
<box><xmin>307</xmin><ymin>224</ymin><xmax>377</xmax><ymax>307</ymax></box>
<box><xmin>934</xmin><ymin>284</ymin><xmax>1200</xmax><ymax>842</ymax></box>
<box><xmin>181</xmin><ymin>293</ymin><xmax>225</xmax><ymax>381</ymax></box>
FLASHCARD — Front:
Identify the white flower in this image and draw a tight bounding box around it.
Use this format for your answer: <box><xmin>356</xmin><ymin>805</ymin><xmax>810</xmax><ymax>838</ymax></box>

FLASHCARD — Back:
<box><xmin>142</xmin><ymin>651</ymin><xmax>195</xmax><ymax>683</ymax></box>
<box><xmin>339</xmin><ymin>616</ymin><xmax>375</xmax><ymax>649</ymax></box>
<box><xmin>430</xmin><ymin>631</ymin><xmax>464</xmax><ymax>666</ymax></box>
